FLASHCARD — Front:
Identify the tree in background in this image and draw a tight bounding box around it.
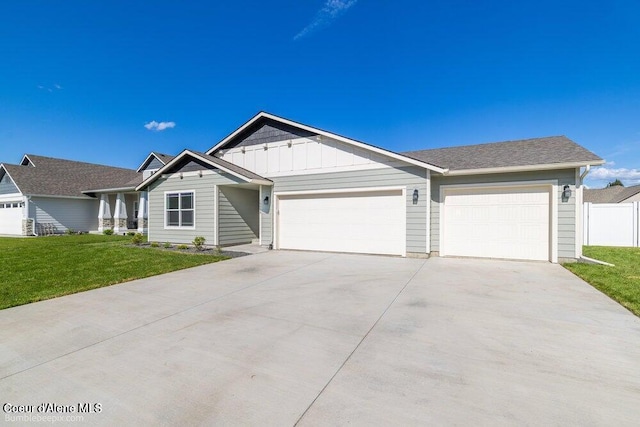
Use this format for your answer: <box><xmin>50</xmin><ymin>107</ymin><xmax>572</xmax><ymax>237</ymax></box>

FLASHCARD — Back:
<box><xmin>606</xmin><ymin>179</ymin><xmax>625</xmax><ymax>187</ymax></box>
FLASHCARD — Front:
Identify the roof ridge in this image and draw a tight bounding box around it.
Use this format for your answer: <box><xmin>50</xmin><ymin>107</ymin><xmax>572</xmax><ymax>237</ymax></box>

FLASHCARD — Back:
<box><xmin>25</xmin><ymin>154</ymin><xmax>137</xmax><ymax>171</ymax></box>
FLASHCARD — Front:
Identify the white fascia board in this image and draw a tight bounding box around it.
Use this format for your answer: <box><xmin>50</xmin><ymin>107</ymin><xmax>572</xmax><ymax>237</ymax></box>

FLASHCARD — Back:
<box><xmin>205</xmin><ymin>112</ymin><xmax>446</xmax><ymax>174</ymax></box>
<box><xmin>444</xmin><ymin>160</ymin><xmax>606</xmax><ymax>176</ymax></box>
<box><xmin>0</xmin><ymin>165</ymin><xmax>24</xmax><ymax>195</ymax></box>
<box><xmin>28</xmin><ymin>194</ymin><xmax>96</xmax><ymax>200</ymax></box>
<box><xmin>20</xmin><ymin>154</ymin><xmax>35</xmax><ymax>167</ymax></box>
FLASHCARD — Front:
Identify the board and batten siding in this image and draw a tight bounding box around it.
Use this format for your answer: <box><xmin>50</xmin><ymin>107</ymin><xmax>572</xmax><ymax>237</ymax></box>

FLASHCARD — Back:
<box><xmin>218</xmin><ymin>186</ymin><xmax>259</xmax><ymax>246</ymax></box>
<box><xmin>147</xmin><ymin>172</ymin><xmax>246</xmax><ymax>244</ymax></box>
<box><xmin>264</xmin><ymin>166</ymin><xmax>428</xmax><ymax>254</ymax></box>
<box><xmin>29</xmin><ymin>196</ymin><xmax>99</xmax><ymax>233</ymax></box>
<box><xmin>430</xmin><ymin>169</ymin><xmax>578</xmax><ymax>259</ymax></box>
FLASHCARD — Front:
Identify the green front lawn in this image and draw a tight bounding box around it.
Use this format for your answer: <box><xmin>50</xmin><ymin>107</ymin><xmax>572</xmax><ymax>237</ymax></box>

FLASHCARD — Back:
<box><xmin>564</xmin><ymin>246</ymin><xmax>640</xmax><ymax>316</ymax></box>
<box><xmin>0</xmin><ymin>234</ymin><xmax>228</xmax><ymax>310</ymax></box>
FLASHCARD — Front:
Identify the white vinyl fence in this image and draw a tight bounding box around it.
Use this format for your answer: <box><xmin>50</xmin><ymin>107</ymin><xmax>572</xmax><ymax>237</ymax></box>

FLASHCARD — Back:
<box><xmin>583</xmin><ymin>202</ymin><xmax>640</xmax><ymax>247</ymax></box>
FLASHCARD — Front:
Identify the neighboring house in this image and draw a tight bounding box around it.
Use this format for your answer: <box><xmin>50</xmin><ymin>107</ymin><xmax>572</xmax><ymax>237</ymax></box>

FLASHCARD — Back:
<box><xmin>0</xmin><ymin>153</ymin><xmax>173</xmax><ymax>236</ymax></box>
<box><xmin>136</xmin><ymin>112</ymin><xmax>604</xmax><ymax>263</ymax></box>
<box><xmin>584</xmin><ymin>184</ymin><xmax>640</xmax><ymax>203</ymax></box>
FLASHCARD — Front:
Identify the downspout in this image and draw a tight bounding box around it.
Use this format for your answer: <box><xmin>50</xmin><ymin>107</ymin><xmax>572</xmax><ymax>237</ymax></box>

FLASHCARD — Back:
<box><xmin>580</xmin><ymin>165</ymin><xmax>591</xmax><ymax>181</ymax></box>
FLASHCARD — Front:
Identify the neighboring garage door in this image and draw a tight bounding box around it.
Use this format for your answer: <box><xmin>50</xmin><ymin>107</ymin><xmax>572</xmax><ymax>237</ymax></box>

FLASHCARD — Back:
<box><xmin>0</xmin><ymin>202</ymin><xmax>23</xmax><ymax>235</ymax></box>
<box><xmin>442</xmin><ymin>185</ymin><xmax>551</xmax><ymax>261</ymax></box>
<box><xmin>277</xmin><ymin>189</ymin><xmax>406</xmax><ymax>256</ymax></box>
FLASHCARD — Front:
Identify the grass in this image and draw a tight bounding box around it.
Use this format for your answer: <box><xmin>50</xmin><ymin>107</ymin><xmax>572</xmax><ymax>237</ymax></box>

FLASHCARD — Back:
<box><xmin>0</xmin><ymin>234</ymin><xmax>229</xmax><ymax>310</ymax></box>
<box><xmin>564</xmin><ymin>246</ymin><xmax>640</xmax><ymax>316</ymax></box>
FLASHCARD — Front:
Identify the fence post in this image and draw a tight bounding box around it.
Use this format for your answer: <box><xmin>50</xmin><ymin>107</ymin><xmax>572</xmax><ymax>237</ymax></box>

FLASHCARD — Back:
<box><xmin>583</xmin><ymin>202</ymin><xmax>590</xmax><ymax>246</ymax></box>
<box><xmin>633</xmin><ymin>202</ymin><xmax>640</xmax><ymax>248</ymax></box>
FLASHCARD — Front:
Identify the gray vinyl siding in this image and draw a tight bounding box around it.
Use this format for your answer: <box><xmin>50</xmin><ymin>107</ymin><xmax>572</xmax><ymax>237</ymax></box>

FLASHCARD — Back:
<box><xmin>147</xmin><ymin>172</ymin><xmax>245</xmax><ymax>244</ymax></box>
<box><xmin>0</xmin><ymin>173</ymin><xmax>19</xmax><ymax>195</ymax></box>
<box><xmin>263</xmin><ymin>166</ymin><xmax>428</xmax><ymax>253</ymax></box>
<box><xmin>29</xmin><ymin>196</ymin><xmax>99</xmax><ymax>233</ymax></box>
<box><xmin>141</xmin><ymin>157</ymin><xmax>164</xmax><ymax>171</ymax></box>
<box><xmin>430</xmin><ymin>169</ymin><xmax>578</xmax><ymax>259</ymax></box>
<box><xmin>218</xmin><ymin>187</ymin><xmax>259</xmax><ymax>245</ymax></box>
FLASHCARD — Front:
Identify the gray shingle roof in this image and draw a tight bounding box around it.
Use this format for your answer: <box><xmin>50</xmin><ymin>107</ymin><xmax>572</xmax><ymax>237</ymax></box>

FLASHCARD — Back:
<box><xmin>402</xmin><ymin>136</ymin><xmax>603</xmax><ymax>171</ymax></box>
<box><xmin>3</xmin><ymin>155</ymin><xmax>139</xmax><ymax>198</ymax></box>
<box><xmin>584</xmin><ymin>184</ymin><xmax>640</xmax><ymax>203</ymax></box>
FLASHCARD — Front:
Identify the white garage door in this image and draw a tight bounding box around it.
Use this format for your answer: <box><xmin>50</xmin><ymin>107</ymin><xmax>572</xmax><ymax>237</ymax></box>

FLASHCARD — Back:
<box><xmin>442</xmin><ymin>185</ymin><xmax>551</xmax><ymax>261</ymax></box>
<box><xmin>0</xmin><ymin>202</ymin><xmax>23</xmax><ymax>235</ymax></box>
<box><xmin>277</xmin><ymin>189</ymin><xmax>406</xmax><ymax>256</ymax></box>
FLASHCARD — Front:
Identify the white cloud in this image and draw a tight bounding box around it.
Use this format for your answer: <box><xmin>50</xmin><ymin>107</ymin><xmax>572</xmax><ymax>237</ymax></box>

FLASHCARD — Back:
<box><xmin>586</xmin><ymin>164</ymin><xmax>640</xmax><ymax>186</ymax></box>
<box><xmin>294</xmin><ymin>0</ymin><xmax>358</xmax><ymax>40</ymax></box>
<box><xmin>144</xmin><ymin>121</ymin><xmax>176</xmax><ymax>132</ymax></box>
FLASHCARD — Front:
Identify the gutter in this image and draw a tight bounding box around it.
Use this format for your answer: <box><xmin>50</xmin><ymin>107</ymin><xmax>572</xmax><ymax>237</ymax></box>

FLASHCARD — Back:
<box><xmin>580</xmin><ymin>164</ymin><xmax>591</xmax><ymax>181</ymax></box>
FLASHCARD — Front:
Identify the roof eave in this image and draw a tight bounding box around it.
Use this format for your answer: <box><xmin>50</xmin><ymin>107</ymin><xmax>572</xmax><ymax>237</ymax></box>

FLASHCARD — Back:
<box><xmin>444</xmin><ymin>160</ymin><xmax>606</xmax><ymax>176</ymax></box>
<box><xmin>206</xmin><ymin>112</ymin><xmax>446</xmax><ymax>173</ymax></box>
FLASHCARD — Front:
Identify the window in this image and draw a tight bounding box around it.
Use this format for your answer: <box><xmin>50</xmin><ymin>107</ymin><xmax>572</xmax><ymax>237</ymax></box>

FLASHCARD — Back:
<box><xmin>133</xmin><ymin>201</ymin><xmax>139</xmax><ymax>218</ymax></box>
<box><xmin>165</xmin><ymin>191</ymin><xmax>194</xmax><ymax>227</ymax></box>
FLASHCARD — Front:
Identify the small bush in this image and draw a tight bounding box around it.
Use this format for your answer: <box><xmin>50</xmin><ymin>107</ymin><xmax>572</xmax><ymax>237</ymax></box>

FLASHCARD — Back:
<box><xmin>127</xmin><ymin>231</ymin><xmax>136</xmax><ymax>236</ymax></box>
<box><xmin>103</xmin><ymin>229</ymin><xmax>113</xmax><ymax>236</ymax></box>
<box><xmin>193</xmin><ymin>236</ymin><xmax>206</xmax><ymax>251</ymax></box>
<box><xmin>177</xmin><ymin>244</ymin><xmax>188</xmax><ymax>250</ymax></box>
<box><xmin>66</xmin><ymin>228</ymin><xmax>75</xmax><ymax>235</ymax></box>
<box><xmin>131</xmin><ymin>233</ymin><xmax>144</xmax><ymax>245</ymax></box>
<box><xmin>163</xmin><ymin>242</ymin><xmax>172</xmax><ymax>249</ymax></box>
<box><xmin>150</xmin><ymin>241</ymin><xmax>159</xmax><ymax>248</ymax></box>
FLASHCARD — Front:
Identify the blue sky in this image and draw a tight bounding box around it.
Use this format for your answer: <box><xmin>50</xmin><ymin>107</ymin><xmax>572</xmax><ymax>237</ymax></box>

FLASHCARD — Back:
<box><xmin>1</xmin><ymin>0</ymin><xmax>639</xmax><ymax>187</ymax></box>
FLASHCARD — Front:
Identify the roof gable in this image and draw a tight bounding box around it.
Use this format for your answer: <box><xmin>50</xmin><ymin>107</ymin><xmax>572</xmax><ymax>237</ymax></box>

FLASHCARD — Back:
<box><xmin>403</xmin><ymin>136</ymin><xmax>604</xmax><ymax>173</ymax></box>
<box><xmin>136</xmin><ymin>152</ymin><xmax>175</xmax><ymax>172</ymax></box>
<box><xmin>206</xmin><ymin>112</ymin><xmax>445</xmax><ymax>173</ymax></box>
<box><xmin>0</xmin><ymin>166</ymin><xmax>21</xmax><ymax>195</ymax></box>
<box><xmin>136</xmin><ymin>150</ymin><xmax>272</xmax><ymax>191</ymax></box>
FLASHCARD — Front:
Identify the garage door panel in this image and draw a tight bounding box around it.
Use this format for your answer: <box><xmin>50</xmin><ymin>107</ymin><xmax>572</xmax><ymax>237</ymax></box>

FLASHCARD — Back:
<box><xmin>278</xmin><ymin>190</ymin><xmax>405</xmax><ymax>256</ymax></box>
<box><xmin>0</xmin><ymin>204</ymin><xmax>23</xmax><ymax>235</ymax></box>
<box><xmin>443</xmin><ymin>186</ymin><xmax>550</xmax><ymax>261</ymax></box>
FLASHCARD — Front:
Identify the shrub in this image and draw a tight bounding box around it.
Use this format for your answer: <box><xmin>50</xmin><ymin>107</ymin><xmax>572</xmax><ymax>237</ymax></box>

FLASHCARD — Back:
<box><xmin>150</xmin><ymin>241</ymin><xmax>159</xmax><ymax>248</ymax></box>
<box><xmin>127</xmin><ymin>231</ymin><xmax>136</xmax><ymax>236</ymax></box>
<box><xmin>131</xmin><ymin>233</ymin><xmax>144</xmax><ymax>245</ymax></box>
<box><xmin>103</xmin><ymin>229</ymin><xmax>113</xmax><ymax>235</ymax></box>
<box><xmin>163</xmin><ymin>242</ymin><xmax>172</xmax><ymax>249</ymax></box>
<box><xmin>192</xmin><ymin>236</ymin><xmax>206</xmax><ymax>251</ymax></box>
<box><xmin>177</xmin><ymin>244</ymin><xmax>188</xmax><ymax>250</ymax></box>
<box><xmin>66</xmin><ymin>228</ymin><xmax>75</xmax><ymax>235</ymax></box>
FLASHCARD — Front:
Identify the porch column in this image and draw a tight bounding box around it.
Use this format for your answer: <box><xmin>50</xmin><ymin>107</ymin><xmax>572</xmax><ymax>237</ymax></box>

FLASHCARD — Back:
<box><xmin>137</xmin><ymin>191</ymin><xmax>148</xmax><ymax>235</ymax></box>
<box><xmin>113</xmin><ymin>193</ymin><xmax>128</xmax><ymax>234</ymax></box>
<box><xmin>98</xmin><ymin>194</ymin><xmax>112</xmax><ymax>232</ymax></box>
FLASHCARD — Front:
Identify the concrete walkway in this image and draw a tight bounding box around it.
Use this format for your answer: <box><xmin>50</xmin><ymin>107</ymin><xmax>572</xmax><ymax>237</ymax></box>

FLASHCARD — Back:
<box><xmin>1</xmin><ymin>252</ymin><xmax>639</xmax><ymax>425</ymax></box>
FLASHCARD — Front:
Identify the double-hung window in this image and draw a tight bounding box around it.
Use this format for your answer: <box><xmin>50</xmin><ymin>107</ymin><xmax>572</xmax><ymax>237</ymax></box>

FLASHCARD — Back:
<box><xmin>165</xmin><ymin>191</ymin><xmax>195</xmax><ymax>228</ymax></box>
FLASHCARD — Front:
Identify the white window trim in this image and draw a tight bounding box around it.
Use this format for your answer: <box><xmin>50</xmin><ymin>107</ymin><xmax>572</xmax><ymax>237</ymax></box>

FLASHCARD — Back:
<box><xmin>164</xmin><ymin>190</ymin><xmax>196</xmax><ymax>230</ymax></box>
<box><xmin>438</xmin><ymin>180</ymin><xmax>558</xmax><ymax>263</ymax></box>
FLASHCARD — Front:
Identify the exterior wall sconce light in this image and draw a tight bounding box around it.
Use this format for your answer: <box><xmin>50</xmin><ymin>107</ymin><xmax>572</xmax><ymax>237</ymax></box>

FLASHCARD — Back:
<box><xmin>263</xmin><ymin>196</ymin><xmax>270</xmax><ymax>205</ymax></box>
<box><xmin>562</xmin><ymin>185</ymin><xmax>572</xmax><ymax>201</ymax></box>
<box><xmin>287</xmin><ymin>141</ymin><xmax>292</xmax><ymax>147</ymax></box>
<box><xmin>241</xmin><ymin>147</ymin><xmax>246</xmax><ymax>154</ymax></box>
<box><xmin>412</xmin><ymin>189</ymin><xmax>419</xmax><ymax>205</ymax></box>
<box><xmin>179</xmin><ymin>172</ymin><xmax>183</xmax><ymax>180</ymax></box>
<box><xmin>198</xmin><ymin>170</ymin><xmax>203</xmax><ymax>177</ymax></box>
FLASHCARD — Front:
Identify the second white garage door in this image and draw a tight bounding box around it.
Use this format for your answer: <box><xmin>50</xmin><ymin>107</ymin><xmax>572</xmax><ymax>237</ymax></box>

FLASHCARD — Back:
<box><xmin>277</xmin><ymin>189</ymin><xmax>406</xmax><ymax>256</ymax></box>
<box><xmin>442</xmin><ymin>185</ymin><xmax>552</xmax><ymax>261</ymax></box>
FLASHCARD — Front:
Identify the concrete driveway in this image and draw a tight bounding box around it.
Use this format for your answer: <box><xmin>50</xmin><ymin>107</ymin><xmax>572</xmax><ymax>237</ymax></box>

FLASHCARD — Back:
<box><xmin>1</xmin><ymin>251</ymin><xmax>639</xmax><ymax>425</ymax></box>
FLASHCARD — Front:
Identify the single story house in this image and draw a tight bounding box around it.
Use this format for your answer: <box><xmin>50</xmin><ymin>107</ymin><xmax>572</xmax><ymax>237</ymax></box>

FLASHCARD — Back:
<box><xmin>584</xmin><ymin>184</ymin><xmax>640</xmax><ymax>203</ymax></box>
<box><xmin>0</xmin><ymin>153</ymin><xmax>173</xmax><ymax>236</ymax></box>
<box><xmin>135</xmin><ymin>112</ymin><xmax>604</xmax><ymax>263</ymax></box>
